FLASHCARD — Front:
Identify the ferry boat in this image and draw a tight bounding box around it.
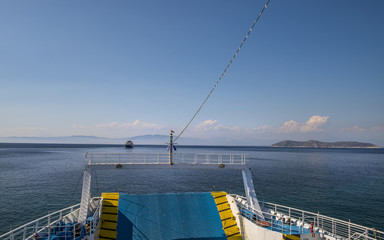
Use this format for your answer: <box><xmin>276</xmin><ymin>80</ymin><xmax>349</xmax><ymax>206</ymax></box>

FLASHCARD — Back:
<box><xmin>125</xmin><ymin>141</ymin><xmax>133</xmax><ymax>148</ymax></box>
<box><xmin>0</xmin><ymin>132</ymin><xmax>383</xmax><ymax>240</ymax></box>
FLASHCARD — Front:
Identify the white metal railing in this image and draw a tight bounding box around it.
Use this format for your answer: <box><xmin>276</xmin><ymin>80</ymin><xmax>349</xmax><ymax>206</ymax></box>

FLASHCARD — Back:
<box><xmin>0</xmin><ymin>204</ymin><xmax>80</xmax><ymax>240</ymax></box>
<box><xmin>86</xmin><ymin>153</ymin><xmax>247</xmax><ymax>165</ymax></box>
<box><xmin>0</xmin><ymin>198</ymin><xmax>103</xmax><ymax>240</ymax></box>
<box><xmin>234</xmin><ymin>195</ymin><xmax>384</xmax><ymax>240</ymax></box>
<box><xmin>262</xmin><ymin>201</ymin><xmax>384</xmax><ymax>240</ymax></box>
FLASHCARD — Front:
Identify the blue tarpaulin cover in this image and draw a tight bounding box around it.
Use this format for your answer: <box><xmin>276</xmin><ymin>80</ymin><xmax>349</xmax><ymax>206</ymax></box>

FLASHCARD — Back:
<box><xmin>116</xmin><ymin>192</ymin><xmax>227</xmax><ymax>240</ymax></box>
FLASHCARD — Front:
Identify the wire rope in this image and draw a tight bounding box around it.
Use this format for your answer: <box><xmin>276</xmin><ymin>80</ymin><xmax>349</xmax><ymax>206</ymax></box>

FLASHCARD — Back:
<box><xmin>174</xmin><ymin>0</ymin><xmax>271</xmax><ymax>142</ymax></box>
<box><xmin>94</xmin><ymin>170</ymin><xmax>100</xmax><ymax>195</ymax></box>
<box><xmin>67</xmin><ymin>169</ymin><xmax>85</xmax><ymax>206</ymax></box>
<box><xmin>229</xmin><ymin>169</ymin><xmax>239</xmax><ymax>194</ymax></box>
<box><xmin>249</xmin><ymin>167</ymin><xmax>267</xmax><ymax>204</ymax></box>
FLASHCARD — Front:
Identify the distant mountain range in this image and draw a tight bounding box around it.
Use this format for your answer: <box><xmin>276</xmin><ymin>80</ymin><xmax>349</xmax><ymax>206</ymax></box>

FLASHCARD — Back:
<box><xmin>0</xmin><ymin>136</ymin><xmax>381</xmax><ymax>148</ymax></box>
<box><xmin>0</xmin><ymin>135</ymin><xmax>170</xmax><ymax>145</ymax></box>
<box><xmin>0</xmin><ymin>134</ymin><xmax>227</xmax><ymax>146</ymax></box>
<box><xmin>271</xmin><ymin>140</ymin><xmax>379</xmax><ymax>148</ymax></box>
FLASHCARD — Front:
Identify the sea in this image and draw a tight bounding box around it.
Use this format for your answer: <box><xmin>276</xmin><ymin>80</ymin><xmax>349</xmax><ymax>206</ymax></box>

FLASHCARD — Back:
<box><xmin>0</xmin><ymin>143</ymin><xmax>383</xmax><ymax>234</ymax></box>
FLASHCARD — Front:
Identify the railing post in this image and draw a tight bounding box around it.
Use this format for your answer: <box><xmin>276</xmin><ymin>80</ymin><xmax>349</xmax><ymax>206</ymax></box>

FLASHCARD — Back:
<box><xmin>281</xmin><ymin>219</ymin><xmax>283</xmax><ymax>234</ymax></box>
<box><xmin>317</xmin><ymin>212</ymin><xmax>319</xmax><ymax>230</ymax></box>
<box><xmin>335</xmin><ymin>220</ymin><xmax>338</xmax><ymax>236</ymax></box>
<box><xmin>22</xmin><ymin>226</ymin><xmax>26</xmax><ymax>239</ymax></box>
<box><xmin>48</xmin><ymin>214</ymin><xmax>51</xmax><ymax>240</ymax></box>
<box><xmin>289</xmin><ymin>208</ymin><xmax>292</xmax><ymax>234</ymax></box>
<box><xmin>348</xmin><ymin>220</ymin><xmax>351</xmax><ymax>240</ymax></box>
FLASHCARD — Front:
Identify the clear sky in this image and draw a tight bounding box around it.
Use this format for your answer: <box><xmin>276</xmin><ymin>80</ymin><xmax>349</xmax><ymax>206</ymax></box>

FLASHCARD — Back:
<box><xmin>1</xmin><ymin>0</ymin><xmax>383</xmax><ymax>146</ymax></box>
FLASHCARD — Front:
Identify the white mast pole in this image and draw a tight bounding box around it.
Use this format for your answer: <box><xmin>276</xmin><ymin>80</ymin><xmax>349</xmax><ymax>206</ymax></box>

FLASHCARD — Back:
<box><xmin>169</xmin><ymin>130</ymin><xmax>174</xmax><ymax>165</ymax></box>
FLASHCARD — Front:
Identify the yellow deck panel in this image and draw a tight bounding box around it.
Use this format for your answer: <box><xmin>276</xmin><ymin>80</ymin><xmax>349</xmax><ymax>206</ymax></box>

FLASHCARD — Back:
<box><xmin>225</xmin><ymin>224</ymin><xmax>239</xmax><ymax>232</ymax></box>
<box><xmin>217</xmin><ymin>203</ymin><xmax>231</xmax><ymax>212</ymax></box>
<box><xmin>211</xmin><ymin>192</ymin><xmax>227</xmax><ymax>198</ymax></box>
<box><xmin>213</xmin><ymin>195</ymin><xmax>227</xmax><ymax>200</ymax></box>
<box><xmin>103</xmin><ymin>206</ymin><xmax>118</xmax><ymax>214</ymax></box>
<box><xmin>100</xmin><ymin>192</ymin><xmax>119</xmax><ymax>239</ymax></box>
<box><xmin>101</xmin><ymin>221</ymin><xmax>117</xmax><ymax>230</ymax></box>
<box><xmin>222</xmin><ymin>219</ymin><xmax>237</xmax><ymax>228</ymax></box>
<box><xmin>219</xmin><ymin>210</ymin><xmax>233</xmax><ymax>220</ymax></box>
<box><xmin>103</xmin><ymin>200</ymin><xmax>119</xmax><ymax>207</ymax></box>
<box><xmin>284</xmin><ymin>234</ymin><xmax>301</xmax><ymax>240</ymax></box>
<box><xmin>101</xmin><ymin>193</ymin><xmax>120</xmax><ymax>200</ymax></box>
<box><xmin>214</xmin><ymin>198</ymin><xmax>228</xmax><ymax>205</ymax></box>
<box><xmin>101</xmin><ymin>213</ymin><xmax>118</xmax><ymax>222</ymax></box>
<box><xmin>210</xmin><ymin>192</ymin><xmax>241</xmax><ymax>239</ymax></box>
<box><xmin>100</xmin><ymin>229</ymin><xmax>117</xmax><ymax>239</ymax></box>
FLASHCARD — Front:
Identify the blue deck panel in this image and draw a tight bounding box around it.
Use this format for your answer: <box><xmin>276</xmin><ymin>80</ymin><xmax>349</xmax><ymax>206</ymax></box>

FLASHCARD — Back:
<box><xmin>116</xmin><ymin>192</ymin><xmax>227</xmax><ymax>240</ymax></box>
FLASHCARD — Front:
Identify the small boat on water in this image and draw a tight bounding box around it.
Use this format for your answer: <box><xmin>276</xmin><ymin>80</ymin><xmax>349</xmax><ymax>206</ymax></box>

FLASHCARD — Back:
<box><xmin>125</xmin><ymin>140</ymin><xmax>133</xmax><ymax>148</ymax></box>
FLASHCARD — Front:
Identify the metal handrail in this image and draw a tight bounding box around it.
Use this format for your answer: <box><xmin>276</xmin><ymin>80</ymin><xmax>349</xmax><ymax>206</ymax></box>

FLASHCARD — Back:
<box><xmin>234</xmin><ymin>195</ymin><xmax>384</xmax><ymax>240</ymax></box>
<box><xmin>86</xmin><ymin>152</ymin><xmax>247</xmax><ymax>165</ymax></box>
<box><xmin>0</xmin><ymin>198</ymin><xmax>103</xmax><ymax>240</ymax></box>
<box><xmin>0</xmin><ymin>204</ymin><xmax>80</xmax><ymax>240</ymax></box>
<box><xmin>262</xmin><ymin>201</ymin><xmax>384</xmax><ymax>240</ymax></box>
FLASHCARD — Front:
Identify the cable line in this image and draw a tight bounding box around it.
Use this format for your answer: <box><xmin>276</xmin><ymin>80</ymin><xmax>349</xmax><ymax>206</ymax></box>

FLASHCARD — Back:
<box><xmin>174</xmin><ymin>0</ymin><xmax>271</xmax><ymax>142</ymax></box>
<box><xmin>67</xmin><ymin>169</ymin><xmax>85</xmax><ymax>206</ymax></box>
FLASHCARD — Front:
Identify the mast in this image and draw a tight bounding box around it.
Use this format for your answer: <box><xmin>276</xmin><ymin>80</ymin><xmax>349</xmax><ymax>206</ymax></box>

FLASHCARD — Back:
<box><xmin>169</xmin><ymin>130</ymin><xmax>174</xmax><ymax>165</ymax></box>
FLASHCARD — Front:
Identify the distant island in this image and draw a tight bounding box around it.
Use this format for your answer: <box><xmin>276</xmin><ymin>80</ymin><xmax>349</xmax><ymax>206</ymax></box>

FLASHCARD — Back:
<box><xmin>271</xmin><ymin>140</ymin><xmax>379</xmax><ymax>148</ymax></box>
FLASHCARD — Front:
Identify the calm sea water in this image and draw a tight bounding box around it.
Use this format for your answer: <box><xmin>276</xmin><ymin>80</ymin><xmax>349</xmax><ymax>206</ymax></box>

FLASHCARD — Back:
<box><xmin>0</xmin><ymin>143</ymin><xmax>383</xmax><ymax>233</ymax></box>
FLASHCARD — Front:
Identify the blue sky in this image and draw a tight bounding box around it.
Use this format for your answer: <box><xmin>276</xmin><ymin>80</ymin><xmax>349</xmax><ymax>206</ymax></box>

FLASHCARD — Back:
<box><xmin>1</xmin><ymin>0</ymin><xmax>383</xmax><ymax>146</ymax></box>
